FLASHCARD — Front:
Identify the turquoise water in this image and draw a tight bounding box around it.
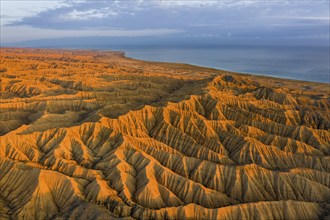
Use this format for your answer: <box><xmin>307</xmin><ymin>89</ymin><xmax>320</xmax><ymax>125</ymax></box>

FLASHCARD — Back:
<box><xmin>119</xmin><ymin>45</ymin><xmax>329</xmax><ymax>83</ymax></box>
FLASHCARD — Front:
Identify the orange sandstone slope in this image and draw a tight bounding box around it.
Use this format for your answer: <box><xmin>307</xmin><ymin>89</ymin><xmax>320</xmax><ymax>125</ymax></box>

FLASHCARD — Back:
<box><xmin>0</xmin><ymin>47</ymin><xmax>329</xmax><ymax>220</ymax></box>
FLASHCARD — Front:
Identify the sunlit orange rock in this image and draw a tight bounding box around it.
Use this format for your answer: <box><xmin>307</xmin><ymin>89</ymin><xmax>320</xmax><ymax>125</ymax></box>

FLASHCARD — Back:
<box><xmin>0</xmin><ymin>48</ymin><xmax>329</xmax><ymax>219</ymax></box>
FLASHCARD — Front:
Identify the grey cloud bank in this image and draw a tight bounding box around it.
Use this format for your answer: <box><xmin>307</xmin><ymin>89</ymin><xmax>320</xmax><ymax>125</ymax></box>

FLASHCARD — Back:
<box><xmin>1</xmin><ymin>0</ymin><xmax>329</xmax><ymax>45</ymax></box>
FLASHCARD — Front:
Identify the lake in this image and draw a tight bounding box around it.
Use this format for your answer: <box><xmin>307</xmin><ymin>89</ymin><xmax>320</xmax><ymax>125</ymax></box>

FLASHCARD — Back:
<box><xmin>117</xmin><ymin>45</ymin><xmax>329</xmax><ymax>83</ymax></box>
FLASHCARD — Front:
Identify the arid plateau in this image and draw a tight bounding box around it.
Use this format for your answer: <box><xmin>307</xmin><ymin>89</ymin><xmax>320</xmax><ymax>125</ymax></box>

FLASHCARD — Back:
<box><xmin>0</xmin><ymin>48</ymin><xmax>329</xmax><ymax>219</ymax></box>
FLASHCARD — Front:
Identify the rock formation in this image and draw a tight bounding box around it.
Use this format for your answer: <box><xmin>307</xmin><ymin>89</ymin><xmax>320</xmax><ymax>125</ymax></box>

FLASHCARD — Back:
<box><xmin>0</xmin><ymin>48</ymin><xmax>329</xmax><ymax>219</ymax></box>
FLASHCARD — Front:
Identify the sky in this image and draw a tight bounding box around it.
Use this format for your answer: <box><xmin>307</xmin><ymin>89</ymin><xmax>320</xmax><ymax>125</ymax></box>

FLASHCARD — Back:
<box><xmin>1</xmin><ymin>0</ymin><xmax>329</xmax><ymax>45</ymax></box>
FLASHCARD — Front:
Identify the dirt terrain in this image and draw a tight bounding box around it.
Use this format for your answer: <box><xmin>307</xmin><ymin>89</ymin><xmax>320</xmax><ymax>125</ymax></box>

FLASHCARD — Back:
<box><xmin>0</xmin><ymin>48</ymin><xmax>329</xmax><ymax>219</ymax></box>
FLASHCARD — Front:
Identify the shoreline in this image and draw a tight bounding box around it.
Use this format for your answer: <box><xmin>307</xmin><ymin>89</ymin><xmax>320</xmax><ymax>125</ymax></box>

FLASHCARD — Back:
<box><xmin>1</xmin><ymin>46</ymin><xmax>329</xmax><ymax>85</ymax></box>
<box><xmin>124</xmin><ymin>53</ymin><xmax>330</xmax><ymax>85</ymax></box>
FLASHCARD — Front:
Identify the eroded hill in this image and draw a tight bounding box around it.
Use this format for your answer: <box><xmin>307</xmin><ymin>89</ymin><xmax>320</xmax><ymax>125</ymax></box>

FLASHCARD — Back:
<box><xmin>0</xmin><ymin>48</ymin><xmax>329</xmax><ymax>220</ymax></box>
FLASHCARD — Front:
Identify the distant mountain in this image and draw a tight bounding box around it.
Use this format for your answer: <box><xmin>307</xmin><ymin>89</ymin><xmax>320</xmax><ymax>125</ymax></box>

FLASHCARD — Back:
<box><xmin>3</xmin><ymin>36</ymin><xmax>329</xmax><ymax>49</ymax></box>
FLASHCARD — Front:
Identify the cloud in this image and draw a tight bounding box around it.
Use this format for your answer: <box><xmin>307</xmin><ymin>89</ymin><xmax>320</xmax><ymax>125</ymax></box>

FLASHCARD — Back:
<box><xmin>62</xmin><ymin>9</ymin><xmax>117</xmax><ymax>21</ymax></box>
<box><xmin>0</xmin><ymin>0</ymin><xmax>68</xmax><ymax>25</ymax></box>
<box><xmin>3</xmin><ymin>1</ymin><xmax>269</xmax><ymax>29</ymax></box>
<box><xmin>1</xmin><ymin>0</ymin><xmax>329</xmax><ymax>44</ymax></box>
<box><xmin>284</xmin><ymin>16</ymin><xmax>330</xmax><ymax>21</ymax></box>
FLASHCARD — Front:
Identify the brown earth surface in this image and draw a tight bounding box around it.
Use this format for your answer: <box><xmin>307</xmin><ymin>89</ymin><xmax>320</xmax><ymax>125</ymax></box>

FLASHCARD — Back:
<box><xmin>0</xmin><ymin>47</ymin><xmax>329</xmax><ymax>220</ymax></box>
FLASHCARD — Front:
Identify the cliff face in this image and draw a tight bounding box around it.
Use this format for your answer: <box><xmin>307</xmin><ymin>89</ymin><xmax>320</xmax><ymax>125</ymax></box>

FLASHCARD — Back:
<box><xmin>0</xmin><ymin>48</ymin><xmax>329</xmax><ymax>220</ymax></box>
